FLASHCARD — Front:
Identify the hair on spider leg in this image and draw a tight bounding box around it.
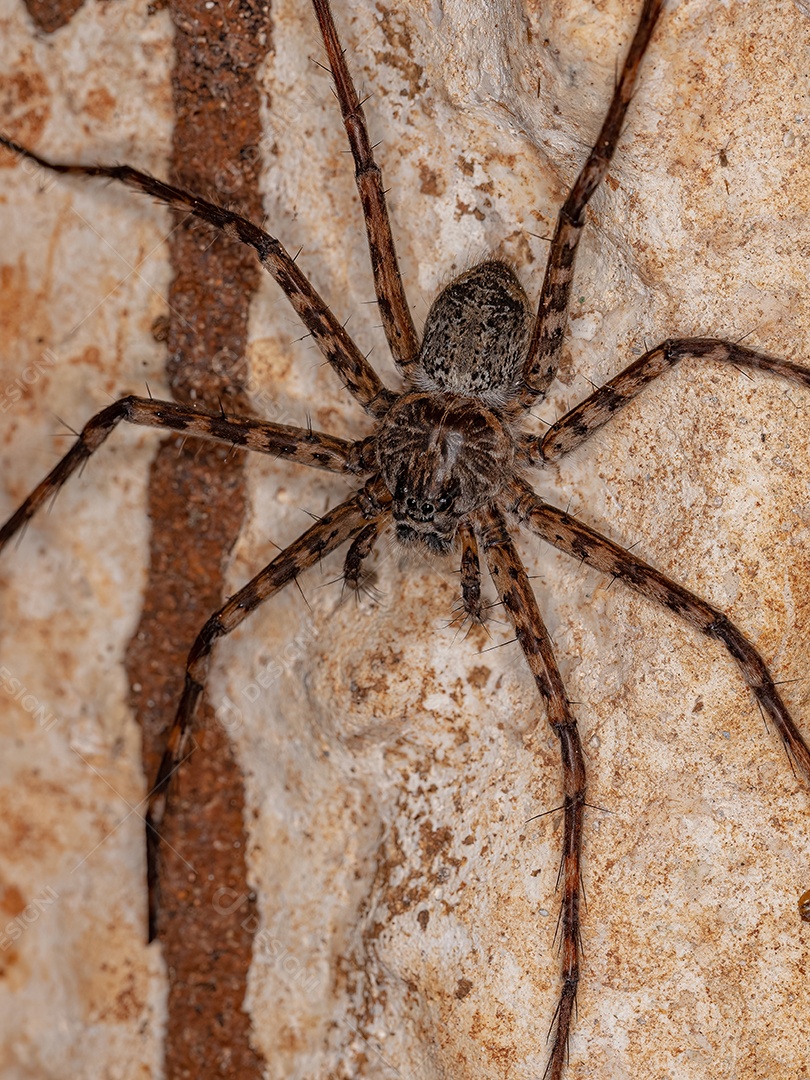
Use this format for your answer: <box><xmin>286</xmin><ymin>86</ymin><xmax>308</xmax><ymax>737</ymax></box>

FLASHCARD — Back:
<box><xmin>353</xmin><ymin>578</ymin><xmax>385</xmax><ymax>608</ymax></box>
<box><xmin>480</xmin><ymin>635</ymin><xmax>521</xmax><ymax>655</ymax></box>
<box><xmin>443</xmin><ymin>605</ymin><xmax>489</xmax><ymax>645</ymax></box>
<box><xmin>525</xmin><ymin>799</ymin><xmax>612</xmax><ymax>827</ymax></box>
<box><xmin>317</xmin><ymin>567</ymin><xmax>380</xmax><ymax>607</ymax></box>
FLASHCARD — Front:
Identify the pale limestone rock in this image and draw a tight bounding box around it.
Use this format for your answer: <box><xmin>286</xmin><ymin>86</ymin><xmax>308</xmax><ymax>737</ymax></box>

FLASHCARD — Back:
<box><xmin>1</xmin><ymin>1</ymin><xmax>810</xmax><ymax>1077</ymax></box>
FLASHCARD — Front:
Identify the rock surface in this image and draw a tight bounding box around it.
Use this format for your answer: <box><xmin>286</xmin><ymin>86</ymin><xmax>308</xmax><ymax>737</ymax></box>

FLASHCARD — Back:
<box><xmin>1</xmin><ymin>1</ymin><xmax>810</xmax><ymax>1077</ymax></box>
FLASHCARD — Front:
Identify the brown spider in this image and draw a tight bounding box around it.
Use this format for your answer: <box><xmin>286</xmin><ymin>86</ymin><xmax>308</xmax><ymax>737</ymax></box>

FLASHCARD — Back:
<box><xmin>2</xmin><ymin>1</ymin><xmax>810</xmax><ymax>1077</ymax></box>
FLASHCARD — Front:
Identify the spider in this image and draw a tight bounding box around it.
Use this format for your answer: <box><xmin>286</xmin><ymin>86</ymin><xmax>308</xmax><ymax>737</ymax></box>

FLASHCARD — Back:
<box><xmin>1</xmin><ymin>0</ymin><xmax>810</xmax><ymax>1075</ymax></box>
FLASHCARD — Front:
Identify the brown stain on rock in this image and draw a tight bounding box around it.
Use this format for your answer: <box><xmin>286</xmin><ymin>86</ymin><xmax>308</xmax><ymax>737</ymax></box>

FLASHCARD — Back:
<box><xmin>466</xmin><ymin>664</ymin><xmax>491</xmax><ymax>689</ymax></box>
<box><xmin>8</xmin><ymin>0</ymin><xmax>271</xmax><ymax>1070</ymax></box>
<box><xmin>0</xmin><ymin>63</ymin><xmax>50</xmax><ymax>150</ymax></box>
<box><xmin>121</xmin><ymin>0</ymin><xmax>272</xmax><ymax>1075</ymax></box>
<box><xmin>372</xmin><ymin>1</ymin><xmax>424</xmax><ymax>99</ymax></box>
<box><xmin>21</xmin><ymin>0</ymin><xmax>85</xmax><ymax>34</ymax></box>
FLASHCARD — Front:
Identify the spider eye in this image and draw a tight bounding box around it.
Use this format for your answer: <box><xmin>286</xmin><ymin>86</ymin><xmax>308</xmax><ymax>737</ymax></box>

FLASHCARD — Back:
<box><xmin>436</xmin><ymin>492</ymin><xmax>453</xmax><ymax>512</ymax></box>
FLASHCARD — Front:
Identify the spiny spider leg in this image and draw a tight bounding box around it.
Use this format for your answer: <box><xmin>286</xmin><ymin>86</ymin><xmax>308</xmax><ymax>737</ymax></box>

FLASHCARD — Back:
<box><xmin>343</xmin><ymin>520</ymin><xmax>380</xmax><ymax>590</ymax></box>
<box><xmin>458</xmin><ymin>521</ymin><xmax>484</xmax><ymax>624</ymax></box>
<box><xmin>0</xmin><ymin>135</ymin><xmax>393</xmax><ymax>417</ymax></box>
<box><xmin>313</xmin><ymin>0</ymin><xmax>419</xmax><ymax>374</ymax></box>
<box><xmin>0</xmin><ymin>396</ymin><xmax>370</xmax><ymax>550</ymax></box>
<box><xmin>507</xmin><ymin>477</ymin><xmax>810</xmax><ymax>779</ymax></box>
<box><xmin>476</xmin><ymin>504</ymin><xmax>585</xmax><ymax>1080</ymax></box>
<box><xmin>523</xmin><ymin>337</ymin><xmax>810</xmax><ymax>462</ymax></box>
<box><xmin>519</xmin><ymin>0</ymin><xmax>664</xmax><ymax>407</ymax></box>
<box><xmin>145</xmin><ymin>478</ymin><xmax>391</xmax><ymax>939</ymax></box>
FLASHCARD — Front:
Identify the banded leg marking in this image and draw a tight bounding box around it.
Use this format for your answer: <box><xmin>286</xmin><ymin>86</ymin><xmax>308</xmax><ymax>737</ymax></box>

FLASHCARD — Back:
<box><xmin>478</xmin><ymin>503</ymin><xmax>586</xmax><ymax>1080</ymax></box>
<box><xmin>0</xmin><ymin>395</ymin><xmax>368</xmax><ymax>551</ymax></box>
<box><xmin>0</xmin><ymin>135</ymin><xmax>394</xmax><ymax>416</ymax></box>
<box><xmin>313</xmin><ymin>0</ymin><xmax>419</xmax><ymax>376</ymax></box>
<box><xmin>523</xmin><ymin>338</ymin><xmax>810</xmax><ymax>464</ymax></box>
<box><xmin>508</xmin><ymin>478</ymin><xmax>810</xmax><ymax>782</ymax></box>
<box><xmin>519</xmin><ymin>0</ymin><xmax>665</xmax><ymax>407</ymax></box>
<box><xmin>145</xmin><ymin>483</ymin><xmax>390</xmax><ymax>938</ymax></box>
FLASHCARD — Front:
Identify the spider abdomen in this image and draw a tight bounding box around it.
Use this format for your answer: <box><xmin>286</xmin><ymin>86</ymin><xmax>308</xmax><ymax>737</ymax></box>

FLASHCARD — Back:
<box><xmin>415</xmin><ymin>259</ymin><xmax>533</xmax><ymax>404</ymax></box>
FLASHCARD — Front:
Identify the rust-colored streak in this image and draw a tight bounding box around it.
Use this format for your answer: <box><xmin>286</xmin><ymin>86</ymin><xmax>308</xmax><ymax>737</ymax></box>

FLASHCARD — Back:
<box><xmin>21</xmin><ymin>0</ymin><xmax>86</xmax><ymax>34</ymax></box>
<box><xmin>123</xmin><ymin>0</ymin><xmax>271</xmax><ymax>1076</ymax></box>
<box><xmin>128</xmin><ymin>442</ymin><xmax>261</xmax><ymax>1078</ymax></box>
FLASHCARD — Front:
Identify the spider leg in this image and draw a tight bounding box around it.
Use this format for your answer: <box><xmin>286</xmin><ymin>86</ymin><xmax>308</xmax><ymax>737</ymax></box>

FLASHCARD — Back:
<box><xmin>507</xmin><ymin>477</ymin><xmax>810</xmax><ymax>780</ymax></box>
<box><xmin>476</xmin><ymin>504</ymin><xmax>585</xmax><ymax>1080</ymax></box>
<box><xmin>342</xmin><ymin>520</ymin><xmax>380</xmax><ymax>591</ymax></box>
<box><xmin>524</xmin><ymin>337</ymin><xmax>810</xmax><ymax>463</ymax></box>
<box><xmin>313</xmin><ymin>0</ymin><xmax>419</xmax><ymax>376</ymax></box>
<box><xmin>0</xmin><ymin>136</ymin><xmax>394</xmax><ymax>417</ymax></box>
<box><xmin>458</xmin><ymin>521</ymin><xmax>484</xmax><ymax>624</ymax></box>
<box><xmin>146</xmin><ymin>478</ymin><xmax>390</xmax><ymax>939</ymax></box>
<box><xmin>518</xmin><ymin>0</ymin><xmax>664</xmax><ymax>408</ymax></box>
<box><xmin>0</xmin><ymin>395</ymin><xmax>372</xmax><ymax>549</ymax></box>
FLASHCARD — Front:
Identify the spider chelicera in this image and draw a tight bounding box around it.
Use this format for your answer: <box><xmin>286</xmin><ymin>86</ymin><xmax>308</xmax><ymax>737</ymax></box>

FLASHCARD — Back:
<box><xmin>2</xmin><ymin>1</ymin><xmax>810</xmax><ymax>1077</ymax></box>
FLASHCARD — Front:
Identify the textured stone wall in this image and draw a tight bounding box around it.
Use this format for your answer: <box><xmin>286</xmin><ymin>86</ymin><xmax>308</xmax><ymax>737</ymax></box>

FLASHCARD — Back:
<box><xmin>1</xmin><ymin>1</ymin><xmax>809</xmax><ymax>1077</ymax></box>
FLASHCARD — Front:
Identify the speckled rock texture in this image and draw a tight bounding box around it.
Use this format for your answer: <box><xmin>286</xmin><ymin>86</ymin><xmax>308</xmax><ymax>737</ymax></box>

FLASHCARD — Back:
<box><xmin>1</xmin><ymin>1</ymin><xmax>810</xmax><ymax>1078</ymax></box>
